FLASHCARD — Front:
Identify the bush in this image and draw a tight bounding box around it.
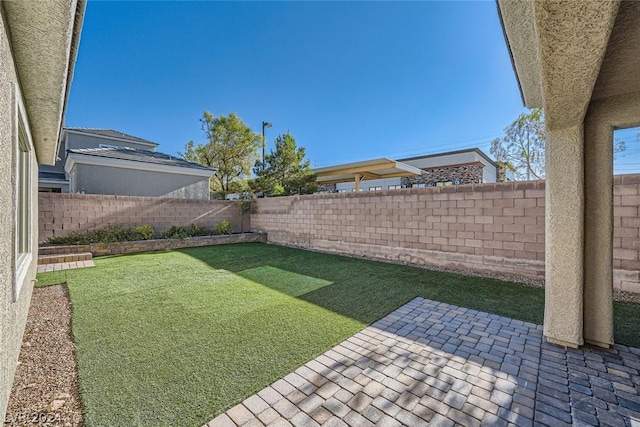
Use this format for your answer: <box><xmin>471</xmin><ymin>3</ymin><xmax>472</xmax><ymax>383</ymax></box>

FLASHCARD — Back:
<box><xmin>160</xmin><ymin>224</ymin><xmax>214</xmax><ymax>240</ymax></box>
<box><xmin>135</xmin><ymin>224</ymin><xmax>155</xmax><ymax>240</ymax></box>
<box><xmin>47</xmin><ymin>224</ymin><xmax>156</xmax><ymax>245</ymax></box>
<box><xmin>46</xmin><ymin>221</ymin><xmax>237</xmax><ymax>245</ymax></box>
<box><xmin>214</xmin><ymin>220</ymin><xmax>233</xmax><ymax>235</ymax></box>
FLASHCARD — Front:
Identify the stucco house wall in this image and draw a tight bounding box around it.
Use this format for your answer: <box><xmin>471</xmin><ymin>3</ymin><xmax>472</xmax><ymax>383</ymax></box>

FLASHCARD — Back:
<box><xmin>70</xmin><ymin>163</ymin><xmax>210</xmax><ymax>199</ymax></box>
<box><xmin>40</xmin><ymin>131</ymin><xmax>157</xmax><ymax>178</ymax></box>
<box><xmin>0</xmin><ymin>8</ymin><xmax>39</xmax><ymax>421</ymax></box>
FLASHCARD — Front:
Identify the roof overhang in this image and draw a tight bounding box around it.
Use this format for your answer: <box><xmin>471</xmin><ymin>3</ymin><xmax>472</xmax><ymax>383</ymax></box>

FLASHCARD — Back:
<box><xmin>65</xmin><ymin>152</ymin><xmax>216</xmax><ymax>178</ymax></box>
<box><xmin>497</xmin><ymin>0</ymin><xmax>620</xmax><ymax>130</ymax></box>
<box><xmin>314</xmin><ymin>158</ymin><xmax>424</xmax><ymax>185</ymax></box>
<box><xmin>63</xmin><ymin>128</ymin><xmax>160</xmax><ymax>148</ymax></box>
<box><xmin>2</xmin><ymin>0</ymin><xmax>85</xmax><ymax>165</ymax></box>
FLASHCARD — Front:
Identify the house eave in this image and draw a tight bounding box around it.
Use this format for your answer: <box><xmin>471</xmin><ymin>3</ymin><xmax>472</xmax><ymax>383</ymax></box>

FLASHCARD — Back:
<box><xmin>496</xmin><ymin>0</ymin><xmax>544</xmax><ymax>109</ymax></box>
<box><xmin>64</xmin><ymin>128</ymin><xmax>160</xmax><ymax>148</ymax></box>
<box><xmin>2</xmin><ymin>0</ymin><xmax>86</xmax><ymax>166</ymax></box>
<box><xmin>65</xmin><ymin>152</ymin><xmax>216</xmax><ymax>178</ymax></box>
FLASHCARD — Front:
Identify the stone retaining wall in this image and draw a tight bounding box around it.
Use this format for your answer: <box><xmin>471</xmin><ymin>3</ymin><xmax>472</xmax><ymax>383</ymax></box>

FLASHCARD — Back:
<box><xmin>39</xmin><ymin>232</ymin><xmax>266</xmax><ymax>257</ymax></box>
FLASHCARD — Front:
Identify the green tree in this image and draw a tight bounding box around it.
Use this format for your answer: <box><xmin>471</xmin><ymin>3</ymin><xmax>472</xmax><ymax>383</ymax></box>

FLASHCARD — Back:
<box><xmin>491</xmin><ymin>108</ymin><xmax>626</xmax><ymax>181</ymax></box>
<box><xmin>495</xmin><ymin>160</ymin><xmax>516</xmax><ymax>182</ymax></box>
<box><xmin>181</xmin><ymin>112</ymin><xmax>260</xmax><ymax>194</ymax></box>
<box><xmin>490</xmin><ymin>108</ymin><xmax>546</xmax><ymax>181</ymax></box>
<box><xmin>235</xmin><ymin>193</ymin><xmax>255</xmax><ymax>233</ymax></box>
<box><xmin>253</xmin><ymin>132</ymin><xmax>317</xmax><ymax>196</ymax></box>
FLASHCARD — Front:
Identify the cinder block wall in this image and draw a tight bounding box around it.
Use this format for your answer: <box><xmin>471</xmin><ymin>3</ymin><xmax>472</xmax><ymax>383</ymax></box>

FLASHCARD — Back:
<box><xmin>253</xmin><ymin>176</ymin><xmax>640</xmax><ymax>293</ymax></box>
<box><xmin>613</xmin><ymin>174</ymin><xmax>640</xmax><ymax>292</ymax></box>
<box><xmin>254</xmin><ymin>181</ymin><xmax>546</xmax><ymax>279</ymax></box>
<box><xmin>38</xmin><ymin>193</ymin><xmax>248</xmax><ymax>242</ymax></box>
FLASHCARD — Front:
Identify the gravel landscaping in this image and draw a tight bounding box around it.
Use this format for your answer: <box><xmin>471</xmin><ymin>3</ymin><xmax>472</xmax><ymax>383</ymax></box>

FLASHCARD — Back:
<box><xmin>5</xmin><ymin>285</ymin><xmax>84</xmax><ymax>427</ymax></box>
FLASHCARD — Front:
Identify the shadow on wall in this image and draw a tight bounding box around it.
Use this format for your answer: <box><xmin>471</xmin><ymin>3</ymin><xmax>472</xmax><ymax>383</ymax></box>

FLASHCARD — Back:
<box><xmin>38</xmin><ymin>193</ymin><xmax>246</xmax><ymax>243</ymax></box>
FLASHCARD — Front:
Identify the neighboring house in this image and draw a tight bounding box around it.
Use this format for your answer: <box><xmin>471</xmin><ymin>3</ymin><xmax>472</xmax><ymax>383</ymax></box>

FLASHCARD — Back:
<box><xmin>39</xmin><ymin>127</ymin><xmax>214</xmax><ymax>199</ymax></box>
<box><xmin>0</xmin><ymin>0</ymin><xmax>84</xmax><ymax>421</ymax></box>
<box><xmin>317</xmin><ymin>148</ymin><xmax>499</xmax><ymax>193</ymax></box>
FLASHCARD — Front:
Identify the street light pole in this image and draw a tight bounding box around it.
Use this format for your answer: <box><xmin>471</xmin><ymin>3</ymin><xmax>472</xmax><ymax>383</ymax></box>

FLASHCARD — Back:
<box><xmin>261</xmin><ymin>121</ymin><xmax>272</xmax><ymax>171</ymax></box>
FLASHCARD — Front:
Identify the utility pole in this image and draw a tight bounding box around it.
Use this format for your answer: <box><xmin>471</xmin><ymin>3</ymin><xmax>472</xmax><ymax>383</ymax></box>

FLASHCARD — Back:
<box><xmin>261</xmin><ymin>121</ymin><xmax>272</xmax><ymax>171</ymax></box>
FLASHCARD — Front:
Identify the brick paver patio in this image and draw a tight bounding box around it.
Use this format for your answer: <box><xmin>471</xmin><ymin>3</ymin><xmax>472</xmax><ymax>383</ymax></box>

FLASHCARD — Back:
<box><xmin>206</xmin><ymin>298</ymin><xmax>640</xmax><ymax>427</ymax></box>
<box><xmin>36</xmin><ymin>259</ymin><xmax>94</xmax><ymax>273</ymax></box>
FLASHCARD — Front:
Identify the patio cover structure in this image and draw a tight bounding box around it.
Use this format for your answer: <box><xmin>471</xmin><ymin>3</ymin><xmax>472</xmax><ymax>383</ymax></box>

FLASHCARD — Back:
<box><xmin>499</xmin><ymin>0</ymin><xmax>640</xmax><ymax>348</ymax></box>
<box><xmin>314</xmin><ymin>158</ymin><xmax>424</xmax><ymax>191</ymax></box>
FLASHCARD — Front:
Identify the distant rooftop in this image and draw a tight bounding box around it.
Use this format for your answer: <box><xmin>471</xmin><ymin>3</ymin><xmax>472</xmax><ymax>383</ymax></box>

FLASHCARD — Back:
<box><xmin>67</xmin><ymin>147</ymin><xmax>213</xmax><ymax>171</ymax></box>
<box><xmin>64</xmin><ymin>127</ymin><xmax>159</xmax><ymax>147</ymax></box>
<box><xmin>398</xmin><ymin>148</ymin><xmax>499</xmax><ymax>168</ymax></box>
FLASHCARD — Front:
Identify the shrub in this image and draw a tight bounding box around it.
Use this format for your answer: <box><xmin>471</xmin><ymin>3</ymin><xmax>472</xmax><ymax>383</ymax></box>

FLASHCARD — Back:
<box><xmin>47</xmin><ymin>224</ymin><xmax>155</xmax><ymax>245</ymax></box>
<box><xmin>214</xmin><ymin>220</ymin><xmax>233</xmax><ymax>235</ymax></box>
<box><xmin>160</xmin><ymin>224</ymin><xmax>214</xmax><ymax>240</ymax></box>
<box><xmin>236</xmin><ymin>194</ymin><xmax>255</xmax><ymax>233</ymax></box>
<box><xmin>135</xmin><ymin>224</ymin><xmax>155</xmax><ymax>240</ymax></box>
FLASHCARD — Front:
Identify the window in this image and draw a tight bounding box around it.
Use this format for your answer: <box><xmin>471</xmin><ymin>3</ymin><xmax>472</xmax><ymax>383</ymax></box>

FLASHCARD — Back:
<box><xmin>388</xmin><ymin>185</ymin><xmax>401</xmax><ymax>190</ymax></box>
<box><xmin>436</xmin><ymin>181</ymin><xmax>453</xmax><ymax>187</ymax></box>
<box><xmin>13</xmin><ymin>86</ymin><xmax>33</xmax><ymax>301</ymax></box>
<box><xmin>369</xmin><ymin>186</ymin><xmax>382</xmax><ymax>191</ymax></box>
<box><xmin>412</xmin><ymin>183</ymin><xmax>426</xmax><ymax>188</ymax></box>
<box><xmin>17</xmin><ymin>135</ymin><xmax>31</xmax><ymax>256</ymax></box>
<box><xmin>337</xmin><ymin>189</ymin><xmax>347</xmax><ymax>193</ymax></box>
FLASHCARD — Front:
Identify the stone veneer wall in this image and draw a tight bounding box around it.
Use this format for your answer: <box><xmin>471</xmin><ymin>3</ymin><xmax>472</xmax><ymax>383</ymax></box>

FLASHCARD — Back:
<box><xmin>253</xmin><ymin>175</ymin><xmax>640</xmax><ymax>293</ymax></box>
<box><xmin>402</xmin><ymin>164</ymin><xmax>484</xmax><ymax>187</ymax></box>
<box><xmin>38</xmin><ymin>193</ymin><xmax>247</xmax><ymax>243</ymax></box>
<box><xmin>317</xmin><ymin>183</ymin><xmax>337</xmax><ymax>193</ymax></box>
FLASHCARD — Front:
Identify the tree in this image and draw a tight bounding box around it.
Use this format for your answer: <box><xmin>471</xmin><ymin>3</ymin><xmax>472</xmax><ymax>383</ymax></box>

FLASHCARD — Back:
<box><xmin>495</xmin><ymin>160</ymin><xmax>516</xmax><ymax>182</ymax></box>
<box><xmin>490</xmin><ymin>108</ymin><xmax>546</xmax><ymax>181</ymax></box>
<box><xmin>491</xmin><ymin>108</ymin><xmax>627</xmax><ymax>181</ymax></box>
<box><xmin>252</xmin><ymin>132</ymin><xmax>317</xmax><ymax>196</ymax></box>
<box><xmin>235</xmin><ymin>193</ymin><xmax>255</xmax><ymax>233</ymax></box>
<box><xmin>181</xmin><ymin>112</ymin><xmax>261</xmax><ymax>194</ymax></box>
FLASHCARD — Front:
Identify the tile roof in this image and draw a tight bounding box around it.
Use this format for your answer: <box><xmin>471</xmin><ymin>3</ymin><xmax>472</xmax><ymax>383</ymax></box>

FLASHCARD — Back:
<box><xmin>67</xmin><ymin>147</ymin><xmax>214</xmax><ymax>171</ymax></box>
<box><xmin>64</xmin><ymin>127</ymin><xmax>159</xmax><ymax>146</ymax></box>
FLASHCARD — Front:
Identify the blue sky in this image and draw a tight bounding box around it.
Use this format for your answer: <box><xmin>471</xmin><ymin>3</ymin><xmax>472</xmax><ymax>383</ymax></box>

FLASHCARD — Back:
<box><xmin>66</xmin><ymin>1</ymin><xmax>639</xmax><ymax>173</ymax></box>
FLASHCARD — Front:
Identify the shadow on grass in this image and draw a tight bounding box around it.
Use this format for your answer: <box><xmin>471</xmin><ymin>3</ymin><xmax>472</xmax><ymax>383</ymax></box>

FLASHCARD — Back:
<box><xmin>177</xmin><ymin>242</ymin><xmax>547</xmax><ymax>328</ymax></box>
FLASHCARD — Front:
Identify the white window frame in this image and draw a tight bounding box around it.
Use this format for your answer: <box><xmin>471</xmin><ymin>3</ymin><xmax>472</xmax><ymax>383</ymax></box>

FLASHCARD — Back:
<box><xmin>13</xmin><ymin>84</ymin><xmax>34</xmax><ymax>301</ymax></box>
<box><xmin>368</xmin><ymin>186</ymin><xmax>382</xmax><ymax>191</ymax></box>
<box><xmin>388</xmin><ymin>185</ymin><xmax>401</xmax><ymax>190</ymax></box>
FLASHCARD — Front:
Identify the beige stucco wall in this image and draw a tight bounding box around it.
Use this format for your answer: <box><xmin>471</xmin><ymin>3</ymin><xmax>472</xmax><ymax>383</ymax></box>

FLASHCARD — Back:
<box><xmin>0</xmin><ymin>8</ymin><xmax>39</xmax><ymax>422</ymax></box>
<box><xmin>70</xmin><ymin>163</ymin><xmax>210</xmax><ymax>199</ymax></box>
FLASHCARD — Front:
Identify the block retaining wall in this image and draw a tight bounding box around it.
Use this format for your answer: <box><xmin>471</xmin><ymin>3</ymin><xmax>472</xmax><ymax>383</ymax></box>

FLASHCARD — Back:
<box><xmin>39</xmin><ymin>232</ymin><xmax>266</xmax><ymax>257</ymax></box>
<box><xmin>38</xmin><ymin>193</ymin><xmax>248</xmax><ymax>243</ymax></box>
<box><xmin>253</xmin><ymin>175</ymin><xmax>640</xmax><ymax>294</ymax></box>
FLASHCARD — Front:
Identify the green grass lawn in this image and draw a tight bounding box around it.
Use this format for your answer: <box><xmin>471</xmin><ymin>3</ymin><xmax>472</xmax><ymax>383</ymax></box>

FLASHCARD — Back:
<box><xmin>36</xmin><ymin>243</ymin><xmax>640</xmax><ymax>427</ymax></box>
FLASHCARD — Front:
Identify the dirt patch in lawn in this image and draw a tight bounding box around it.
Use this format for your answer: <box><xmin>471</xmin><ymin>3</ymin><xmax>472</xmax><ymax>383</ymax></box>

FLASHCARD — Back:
<box><xmin>5</xmin><ymin>285</ymin><xmax>84</xmax><ymax>427</ymax></box>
